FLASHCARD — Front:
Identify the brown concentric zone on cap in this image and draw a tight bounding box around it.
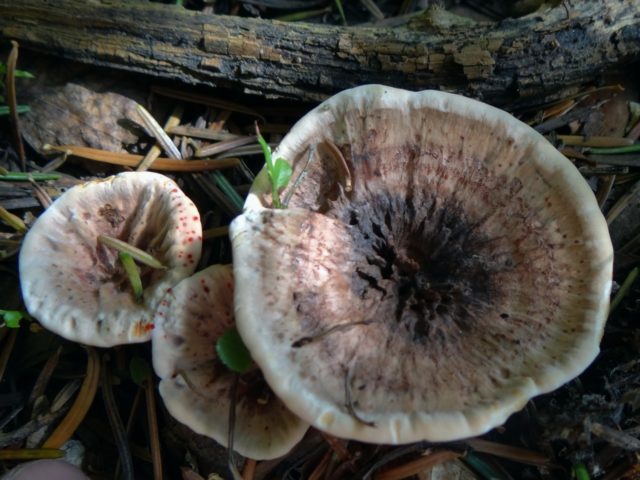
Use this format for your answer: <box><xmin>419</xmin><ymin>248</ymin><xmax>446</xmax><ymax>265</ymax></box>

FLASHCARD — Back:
<box><xmin>244</xmin><ymin>118</ymin><xmax>602</xmax><ymax>417</ymax></box>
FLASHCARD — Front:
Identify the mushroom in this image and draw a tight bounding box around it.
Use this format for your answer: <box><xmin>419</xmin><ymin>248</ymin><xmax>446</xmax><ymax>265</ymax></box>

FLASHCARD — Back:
<box><xmin>1</xmin><ymin>459</ymin><xmax>89</xmax><ymax>480</ymax></box>
<box><xmin>151</xmin><ymin>264</ymin><xmax>309</xmax><ymax>460</ymax></box>
<box><xmin>19</xmin><ymin>171</ymin><xmax>202</xmax><ymax>347</ymax></box>
<box><xmin>230</xmin><ymin>85</ymin><xmax>613</xmax><ymax>444</ymax></box>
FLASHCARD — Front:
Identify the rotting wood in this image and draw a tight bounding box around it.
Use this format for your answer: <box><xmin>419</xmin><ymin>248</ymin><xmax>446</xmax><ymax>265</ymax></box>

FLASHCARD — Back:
<box><xmin>0</xmin><ymin>1</ymin><xmax>638</xmax><ymax>106</ymax></box>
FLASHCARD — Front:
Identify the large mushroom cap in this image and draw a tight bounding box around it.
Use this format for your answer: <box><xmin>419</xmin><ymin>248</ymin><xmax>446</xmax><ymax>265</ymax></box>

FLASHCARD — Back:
<box><xmin>152</xmin><ymin>265</ymin><xmax>309</xmax><ymax>460</ymax></box>
<box><xmin>19</xmin><ymin>171</ymin><xmax>202</xmax><ymax>347</ymax></box>
<box><xmin>231</xmin><ymin>85</ymin><xmax>613</xmax><ymax>444</ymax></box>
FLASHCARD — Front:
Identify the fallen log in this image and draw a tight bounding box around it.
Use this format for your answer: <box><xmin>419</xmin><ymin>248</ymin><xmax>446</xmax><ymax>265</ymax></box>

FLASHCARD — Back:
<box><xmin>0</xmin><ymin>0</ymin><xmax>638</xmax><ymax>105</ymax></box>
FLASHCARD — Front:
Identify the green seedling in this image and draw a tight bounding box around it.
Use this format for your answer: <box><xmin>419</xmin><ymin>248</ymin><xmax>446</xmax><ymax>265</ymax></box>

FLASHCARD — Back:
<box><xmin>256</xmin><ymin>124</ymin><xmax>292</xmax><ymax>209</ymax></box>
<box><xmin>0</xmin><ymin>309</ymin><xmax>27</xmax><ymax>328</ymax></box>
<box><xmin>573</xmin><ymin>462</ymin><xmax>590</xmax><ymax>480</ymax></box>
<box><xmin>216</xmin><ymin>327</ymin><xmax>252</xmax><ymax>374</ymax></box>
<box><xmin>118</xmin><ymin>252</ymin><xmax>144</xmax><ymax>303</ymax></box>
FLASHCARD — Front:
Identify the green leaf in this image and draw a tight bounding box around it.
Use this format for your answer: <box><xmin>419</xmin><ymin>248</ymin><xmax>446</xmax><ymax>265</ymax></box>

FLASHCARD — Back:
<box><xmin>1</xmin><ymin>309</ymin><xmax>25</xmax><ymax>328</ymax></box>
<box><xmin>272</xmin><ymin>157</ymin><xmax>293</xmax><ymax>191</ymax></box>
<box><xmin>14</xmin><ymin>69</ymin><xmax>34</xmax><ymax>79</ymax></box>
<box><xmin>118</xmin><ymin>251</ymin><xmax>144</xmax><ymax>303</ymax></box>
<box><xmin>256</xmin><ymin>133</ymin><xmax>273</xmax><ymax>168</ymax></box>
<box><xmin>130</xmin><ymin>355</ymin><xmax>152</xmax><ymax>386</ymax></box>
<box><xmin>216</xmin><ymin>328</ymin><xmax>252</xmax><ymax>374</ymax></box>
<box><xmin>573</xmin><ymin>463</ymin><xmax>590</xmax><ymax>480</ymax></box>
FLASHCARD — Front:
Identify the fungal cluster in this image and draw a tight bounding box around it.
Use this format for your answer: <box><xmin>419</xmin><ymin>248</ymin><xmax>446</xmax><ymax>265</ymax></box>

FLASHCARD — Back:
<box><xmin>19</xmin><ymin>85</ymin><xmax>613</xmax><ymax>459</ymax></box>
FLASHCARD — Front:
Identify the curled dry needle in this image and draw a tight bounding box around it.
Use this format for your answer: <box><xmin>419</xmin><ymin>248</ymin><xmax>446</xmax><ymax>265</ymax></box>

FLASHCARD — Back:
<box><xmin>42</xmin><ymin>347</ymin><xmax>100</xmax><ymax>448</ymax></box>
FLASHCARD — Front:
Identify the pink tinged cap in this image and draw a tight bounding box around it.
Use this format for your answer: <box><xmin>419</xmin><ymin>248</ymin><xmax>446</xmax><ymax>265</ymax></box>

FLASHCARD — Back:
<box><xmin>231</xmin><ymin>85</ymin><xmax>613</xmax><ymax>444</ymax></box>
<box><xmin>19</xmin><ymin>171</ymin><xmax>202</xmax><ymax>347</ymax></box>
<box><xmin>152</xmin><ymin>265</ymin><xmax>309</xmax><ymax>460</ymax></box>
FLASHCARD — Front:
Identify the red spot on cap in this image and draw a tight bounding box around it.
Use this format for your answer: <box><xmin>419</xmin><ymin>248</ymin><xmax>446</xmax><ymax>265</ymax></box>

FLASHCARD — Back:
<box><xmin>203</xmin><ymin>285</ymin><xmax>210</xmax><ymax>293</ymax></box>
<box><xmin>187</xmin><ymin>237</ymin><xmax>193</xmax><ymax>243</ymax></box>
<box><xmin>144</xmin><ymin>323</ymin><xmax>155</xmax><ymax>331</ymax></box>
<box><xmin>192</xmin><ymin>216</ymin><xmax>198</xmax><ymax>221</ymax></box>
<box><xmin>171</xmin><ymin>188</ymin><xmax>178</xmax><ymax>193</ymax></box>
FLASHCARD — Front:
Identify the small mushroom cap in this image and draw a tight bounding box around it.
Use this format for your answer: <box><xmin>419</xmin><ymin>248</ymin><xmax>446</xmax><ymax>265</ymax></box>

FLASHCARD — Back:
<box><xmin>231</xmin><ymin>85</ymin><xmax>613</xmax><ymax>444</ymax></box>
<box><xmin>19</xmin><ymin>171</ymin><xmax>202</xmax><ymax>347</ymax></box>
<box><xmin>152</xmin><ymin>265</ymin><xmax>309</xmax><ymax>460</ymax></box>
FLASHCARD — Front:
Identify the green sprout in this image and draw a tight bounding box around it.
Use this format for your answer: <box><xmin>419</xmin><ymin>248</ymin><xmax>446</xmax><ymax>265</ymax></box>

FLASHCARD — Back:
<box><xmin>573</xmin><ymin>462</ymin><xmax>590</xmax><ymax>480</ymax></box>
<box><xmin>216</xmin><ymin>327</ymin><xmax>252</xmax><ymax>374</ymax></box>
<box><xmin>0</xmin><ymin>309</ymin><xmax>27</xmax><ymax>328</ymax></box>
<box><xmin>256</xmin><ymin>124</ymin><xmax>292</xmax><ymax>209</ymax></box>
<box><xmin>118</xmin><ymin>252</ymin><xmax>144</xmax><ymax>303</ymax></box>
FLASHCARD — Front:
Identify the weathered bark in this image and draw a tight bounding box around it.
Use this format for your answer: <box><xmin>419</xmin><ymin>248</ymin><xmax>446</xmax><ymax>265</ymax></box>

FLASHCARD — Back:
<box><xmin>0</xmin><ymin>0</ymin><xmax>638</xmax><ymax>105</ymax></box>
